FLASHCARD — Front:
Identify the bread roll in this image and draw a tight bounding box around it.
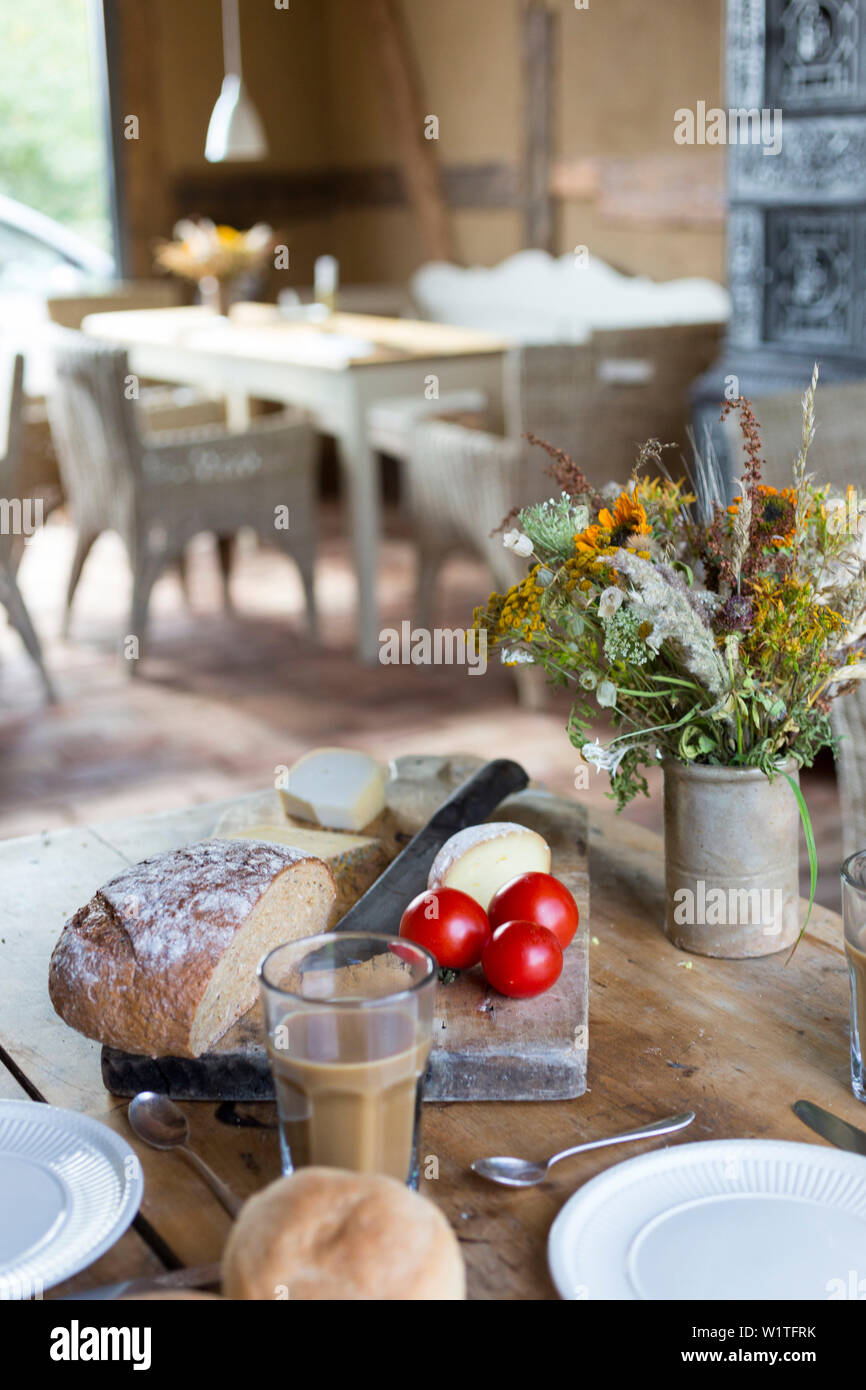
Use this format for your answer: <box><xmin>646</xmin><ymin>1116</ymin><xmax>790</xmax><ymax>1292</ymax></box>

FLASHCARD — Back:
<box><xmin>48</xmin><ymin>839</ymin><xmax>336</xmax><ymax>1058</ymax></box>
<box><xmin>222</xmin><ymin>1168</ymin><xmax>465</xmax><ymax>1300</ymax></box>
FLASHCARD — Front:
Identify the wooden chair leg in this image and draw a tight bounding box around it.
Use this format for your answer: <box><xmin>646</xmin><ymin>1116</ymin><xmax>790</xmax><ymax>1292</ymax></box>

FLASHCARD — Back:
<box><xmin>216</xmin><ymin>535</ymin><xmax>234</xmax><ymax>611</ymax></box>
<box><xmin>63</xmin><ymin>530</ymin><xmax>98</xmax><ymax>638</ymax></box>
<box><xmin>275</xmin><ymin>533</ymin><xmax>318</xmax><ymax>640</ymax></box>
<box><xmin>414</xmin><ymin>548</ymin><xmax>441</xmax><ymax>632</ymax></box>
<box><xmin>1</xmin><ymin>571</ymin><xmax>56</xmax><ymax>702</ymax></box>
<box><xmin>127</xmin><ymin>555</ymin><xmax>161</xmax><ymax>677</ymax></box>
<box><xmin>174</xmin><ymin>548</ymin><xmax>192</xmax><ymax>607</ymax></box>
<box><xmin>298</xmin><ymin>551</ymin><xmax>318</xmax><ymax>641</ymax></box>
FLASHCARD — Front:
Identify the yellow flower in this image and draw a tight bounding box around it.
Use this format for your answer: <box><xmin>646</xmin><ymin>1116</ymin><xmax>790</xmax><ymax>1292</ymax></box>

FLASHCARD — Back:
<box><xmin>574</xmin><ymin>488</ymin><xmax>650</xmax><ymax>561</ymax></box>
<box><xmin>597</xmin><ymin>489</ymin><xmax>651</xmax><ymax>543</ymax></box>
<box><xmin>574</xmin><ymin>523</ymin><xmax>607</xmax><ymax>557</ymax></box>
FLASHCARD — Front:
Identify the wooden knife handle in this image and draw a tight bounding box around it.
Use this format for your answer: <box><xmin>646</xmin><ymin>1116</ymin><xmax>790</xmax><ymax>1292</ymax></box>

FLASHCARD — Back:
<box><xmin>335</xmin><ymin>757</ymin><xmax>529</xmax><ymax>936</ymax></box>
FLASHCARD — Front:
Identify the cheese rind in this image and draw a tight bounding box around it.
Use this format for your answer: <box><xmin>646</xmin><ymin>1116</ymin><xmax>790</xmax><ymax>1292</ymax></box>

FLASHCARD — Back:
<box><xmin>278</xmin><ymin>748</ymin><xmax>387</xmax><ymax>832</ymax></box>
<box><xmin>427</xmin><ymin>821</ymin><xmax>551</xmax><ymax>910</ymax></box>
<box><xmin>228</xmin><ymin>824</ymin><xmax>390</xmax><ymax>923</ymax></box>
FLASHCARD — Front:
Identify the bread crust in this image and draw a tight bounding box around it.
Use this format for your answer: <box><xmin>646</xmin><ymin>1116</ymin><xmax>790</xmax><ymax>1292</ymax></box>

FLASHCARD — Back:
<box><xmin>222</xmin><ymin>1167</ymin><xmax>466</xmax><ymax>1301</ymax></box>
<box><xmin>48</xmin><ymin>839</ymin><xmax>335</xmax><ymax>1058</ymax></box>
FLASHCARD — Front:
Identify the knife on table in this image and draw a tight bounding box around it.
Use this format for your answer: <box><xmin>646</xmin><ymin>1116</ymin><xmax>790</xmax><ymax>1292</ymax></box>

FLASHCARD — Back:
<box><xmin>336</xmin><ymin>757</ymin><xmax>529</xmax><ymax>936</ymax></box>
<box><xmin>300</xmin><ymin>758</ymin><xmax>529</xmax><ymax>970</ymax></box>
<box><xmin>793</xmin><ymin>1099</ymin><xmax>866</xmax><ymax>1156</ymax></box>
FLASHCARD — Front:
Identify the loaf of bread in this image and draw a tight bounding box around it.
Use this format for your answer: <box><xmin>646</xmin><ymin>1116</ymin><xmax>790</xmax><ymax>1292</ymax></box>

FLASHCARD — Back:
<box><xmin>48</xmin><ymin>839</ymin><xmax>336</xmax><ymax>1059</ymax></box>
<box><xmin>222</xmin><ymin>1168</ymin><xmax>466</xmax><ymax>1301</ymax></box>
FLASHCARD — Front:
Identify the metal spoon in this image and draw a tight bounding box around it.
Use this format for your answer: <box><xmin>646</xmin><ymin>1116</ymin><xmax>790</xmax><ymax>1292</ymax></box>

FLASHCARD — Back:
<box><xmin>472</xmin><ymin>1111</ymin><xmax>695</xmax><ymax>1187</ymax></box>
<box><xmin>128</xmin><ymin>1091</ymin><xmax>243</xmax><ymax>1217</ymax></box>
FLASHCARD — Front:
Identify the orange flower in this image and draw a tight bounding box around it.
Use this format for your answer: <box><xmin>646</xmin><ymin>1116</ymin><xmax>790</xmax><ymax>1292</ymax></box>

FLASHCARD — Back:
<box><xmin>574</xmin><ymin>523</ymin><xmax>607</xmax><ymax>557</ymax></box>
<box><xmin>729</xmin><ymin>484</ymin><xmax>798</xmax><ymax>549</ymax></box>
<box><xmin>574</xmin><ymin>488</ymin><xmax>651</xmax><ymax>560</ymax></box>
<box><xmin>598</xmin><ymin>489</ymin><xmax>651</xmax><ymax>544</ymax></box>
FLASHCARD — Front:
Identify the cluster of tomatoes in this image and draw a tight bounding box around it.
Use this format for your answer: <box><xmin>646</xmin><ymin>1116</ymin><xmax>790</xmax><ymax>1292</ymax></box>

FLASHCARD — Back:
<box><xmin>399</xmin><ymin>871</ymin><xmax>578</xmax><ymax>998</ymax></box>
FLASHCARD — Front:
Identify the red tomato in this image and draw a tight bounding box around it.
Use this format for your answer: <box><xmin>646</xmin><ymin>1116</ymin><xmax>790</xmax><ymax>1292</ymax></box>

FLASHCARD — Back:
<box><xmin>488</xmin><ymin>871</ymin><xmax>579</xmax><ymax>949</ymax></box>
<box><xmin>481</xmin><ymin>920</ymin><xmax>563</xmax><ymax>998</ymax></box>
<box><xmin>399</xmin><ymin>887</ymin><xmax>490</xmax><ymax>970</ymax></box>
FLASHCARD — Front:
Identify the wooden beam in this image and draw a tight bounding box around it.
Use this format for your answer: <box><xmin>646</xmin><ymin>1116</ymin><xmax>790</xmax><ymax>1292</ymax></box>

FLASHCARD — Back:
<box><xmin>551</xmin><ymin>152</ymin><xmax>725</xmax><ymax>227</ymax></box>
<box><xmin>172</xmin><ymin>154</ymin><xmax>723</xmax><ymax>231</ymax></box>
<box><xmin>103</xmin><ymin>0</ymin><xmax>172</xmax><ymax>277</ymax></box>
<box><xmin>521</xmin><ymin>2</ymin><xmax>556</xmax><ymax>252</ymax></box>
<box><xmin>363</xmin><ymin>0</ymin><xmax>458</xmax><ymax>263</ymax></box>
<box><xmin>173</xmin><ymin>163</ymin><xmax>519</xmax><ymax>225</ymax></box>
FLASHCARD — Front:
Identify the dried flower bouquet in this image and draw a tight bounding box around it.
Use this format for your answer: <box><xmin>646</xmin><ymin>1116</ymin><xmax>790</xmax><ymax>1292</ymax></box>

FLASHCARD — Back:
<box><xmin>474</xmin><ymin>369</ymin><xmax>866</xmax><ymax>825</ymax></box>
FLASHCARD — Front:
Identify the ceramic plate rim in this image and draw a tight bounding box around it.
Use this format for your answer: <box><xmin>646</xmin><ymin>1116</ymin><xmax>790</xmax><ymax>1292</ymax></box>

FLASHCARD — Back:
<box><xmin>0</xmin><ymin>1099</ymin><xmax>143</xmax><ymax>1296</ymax></box>
<box><xmin>547</xmin><ymin>1137</ymin><xmax>866</xmax><ymax>1301</ymax></box>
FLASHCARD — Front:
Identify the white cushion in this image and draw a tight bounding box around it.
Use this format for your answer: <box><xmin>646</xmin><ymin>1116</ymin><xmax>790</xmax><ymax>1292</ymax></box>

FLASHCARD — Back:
<box><xmin>410</xmin><ymin>249</ymin><xmax>730</xmax><ymax>344</ymax></box>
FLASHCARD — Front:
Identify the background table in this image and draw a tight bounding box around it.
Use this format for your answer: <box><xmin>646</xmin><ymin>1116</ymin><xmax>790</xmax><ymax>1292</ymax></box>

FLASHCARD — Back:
<box><xmin>80</xmin><ymin>307</ymin><xmax>507</xmax><ymax>664</ymax></box>
<box><xmin>0</xmin><ymin>791</ymin><xmax>859</xmax><ymax>1300</ymax></box>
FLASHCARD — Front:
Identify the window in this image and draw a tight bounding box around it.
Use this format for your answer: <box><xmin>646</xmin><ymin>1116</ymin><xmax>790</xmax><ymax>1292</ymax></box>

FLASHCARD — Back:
<box><xmin>0</xmin><ymin>0</ymin><xmax>113</xmax><ymax>269</ymax></box>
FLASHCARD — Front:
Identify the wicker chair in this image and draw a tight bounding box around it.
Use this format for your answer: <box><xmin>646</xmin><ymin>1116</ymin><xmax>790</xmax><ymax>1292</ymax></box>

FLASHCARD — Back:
<box><xmin>406</xmin><ymin>343</ymin><xmax>597</xmax><ymax>605</ymax></box>
<box><xmin>407</xmin><ymin>421</ymin><xmax>530</xmax><ymax>631</ymax></box>
<box><xmin>405</xmin><ymin>325</ymin><xmax>724</xmax><ymax>597</ymax></box>
<box><xmin>47</xmin><ymin>332</ymin><xmax>318</xmax><ymax>671</ymax></box>
<box><xmin>588</xmin><ymin>322</ymin><xmax>722</xmax><ymax>481</ymax></box>
<box><xmin>725</xmin><ymin>379</ymin><xmax>866</xmax><ymax>857</ymax></box>
<box><xmin>404</xmin><ymin>327</ymin><xmax>723</xmax><ymax>702</ymax></box>
<box><xmin>0</xmin><ymin>354</ymin><xmax>55</xmax><ymax>701</ymax></box>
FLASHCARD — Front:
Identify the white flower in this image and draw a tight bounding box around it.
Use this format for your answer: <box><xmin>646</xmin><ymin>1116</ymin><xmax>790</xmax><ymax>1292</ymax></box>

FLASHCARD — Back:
<box><xmin>500</xmin><ymin>647</ymin><xmax>534</xmax><ymax>665</ymax></box>
<box><xmin>503</xmin><ymin>529</ymin><xmax>533</xmax><ymax>556</ymax></box>
<box><xmin>598</xmin><ymin>586</ymin><xmax>624</xmax><ymax>620</ymax></box>
<box><xmin>597</xmin><ymin>679</ymin><xmax>617</xmax><ymax>708</ymax></box>
<box><xmin>581</xmin><ymin>739</ymin><xmax>627</xmax><ymax>777</ymax></box>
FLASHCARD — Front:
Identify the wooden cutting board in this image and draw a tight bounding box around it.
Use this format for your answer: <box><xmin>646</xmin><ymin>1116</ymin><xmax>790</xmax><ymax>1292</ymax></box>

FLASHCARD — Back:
<box><xmin>99</xmin><ymin>754</ymin><xmax>589</xmax><ymax>1102</ymax></box>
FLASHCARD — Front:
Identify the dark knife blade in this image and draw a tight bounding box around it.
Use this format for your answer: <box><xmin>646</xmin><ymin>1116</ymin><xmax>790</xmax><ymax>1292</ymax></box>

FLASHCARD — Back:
<box><xmin>296</xmin><ymin>759</ymin><xmax>529</xmax><ymax>974</ymax></box>
<box><xmin>793</xmin><ymin>1099</ymin><xmax>866</xmax><ymax>1156</ymax></box>
<box><xmin>334</xmin><ymin>757</ymin><xmax>529</xmax><ymax>937</ymax></box>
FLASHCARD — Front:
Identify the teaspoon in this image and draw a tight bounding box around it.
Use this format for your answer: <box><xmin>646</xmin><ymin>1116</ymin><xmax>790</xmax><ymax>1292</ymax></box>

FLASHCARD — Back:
<box><xmin>472</xmin><ymin>1110</ymin><xmax>695</xmax><ymax>1187</ymax></box>
<box><xmin>128</xmin><ymin>1090</ymin><xmax>242</xmax><ymax>1217</ymax></box>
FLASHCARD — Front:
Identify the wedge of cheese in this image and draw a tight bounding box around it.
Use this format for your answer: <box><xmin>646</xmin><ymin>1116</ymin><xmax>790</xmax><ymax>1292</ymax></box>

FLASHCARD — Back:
<box><xmin>427</xmin><ymin>821</ymin><xmax>551</xmax><ymax>910</ymax></box>
<box><xmin>228</xmin><ymin>824</ymin><xmax>390</xmax><ymax>923</ymax></box>
<box><xmin>278</xmin><ymin>748</ymin><xmax>386</xmax><ymax>832</ymax></box>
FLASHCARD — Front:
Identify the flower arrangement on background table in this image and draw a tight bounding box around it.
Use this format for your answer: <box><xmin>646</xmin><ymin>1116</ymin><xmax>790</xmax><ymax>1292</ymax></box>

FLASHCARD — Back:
<box><xmin>154</xmin><ymin>219</ymin><xmax>274</xmax><ymax>314</ymax></box>
<box><xmin>473</xmin><ymin>368</ymin><xmax>866</xmax><ymax>955</ymax></box>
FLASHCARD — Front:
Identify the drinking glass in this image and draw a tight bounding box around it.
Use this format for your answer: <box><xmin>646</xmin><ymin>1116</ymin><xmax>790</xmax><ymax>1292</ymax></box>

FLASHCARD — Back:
<box><xmin>841</xmin><ymin>851</ymin><xmax>866</xmax><ymax>1101</ymax></box>
<box><xmin>258</xmin><ymin>932</ymin><xmax>437</xmax><ymax>1186</ymax></box>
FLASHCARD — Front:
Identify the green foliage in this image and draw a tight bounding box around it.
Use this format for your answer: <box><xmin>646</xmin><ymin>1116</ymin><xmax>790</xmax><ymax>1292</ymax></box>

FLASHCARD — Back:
<box><xmin>0</xmin><ymin>0</ymin><xmax>110</xmax><ymax>247</ymax></box>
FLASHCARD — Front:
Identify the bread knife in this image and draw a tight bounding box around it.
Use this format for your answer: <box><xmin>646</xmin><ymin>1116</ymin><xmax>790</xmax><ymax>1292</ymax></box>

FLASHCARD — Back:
<box><xmin>793</xmin><ymin>1099</ymin><xmax>866</xmax><ymax>1156</ymax></box>
<box><xmin>296</xmin><ymin>759</ymin><xmax>529</xmax><ymax>973</ymax></box>
<box><xmin>333</xmin><ymin>756</ymin><xmax>529</xmax><ymax>937</ymax></box>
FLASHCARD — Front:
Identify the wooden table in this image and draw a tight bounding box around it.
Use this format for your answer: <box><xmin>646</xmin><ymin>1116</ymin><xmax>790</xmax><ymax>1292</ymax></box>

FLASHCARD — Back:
<box><xmin>1</xmin><ymin>789</ymin><xmax>861</xmax><ymax>1300</ymax></box>
<box><xmin>80</xmin><ymin>306</ymin><xmax>508</xmax><ymax>664</ymax></box>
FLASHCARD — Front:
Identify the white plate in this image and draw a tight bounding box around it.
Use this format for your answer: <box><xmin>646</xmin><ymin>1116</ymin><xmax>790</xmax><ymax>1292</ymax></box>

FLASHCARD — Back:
<box><xmin>0</xmin><ymin>1100</ymin><xmax>143</xmax><ymax>1298</ymax></box>
<box><xmin>548</xmin><ymin>1138</ymin><xmax>866</xmax><ymax>1300</ymax></box>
